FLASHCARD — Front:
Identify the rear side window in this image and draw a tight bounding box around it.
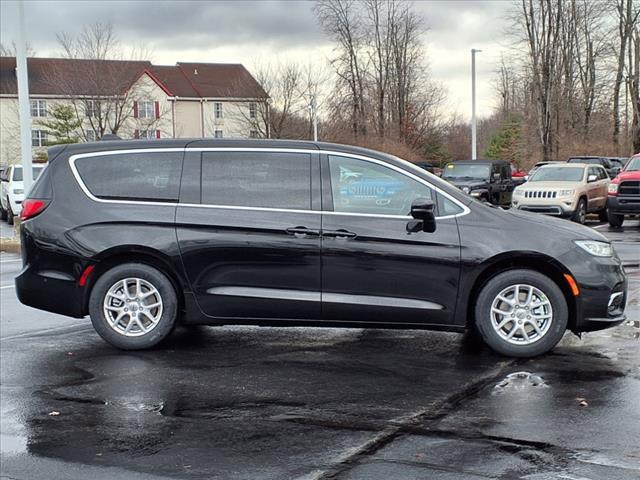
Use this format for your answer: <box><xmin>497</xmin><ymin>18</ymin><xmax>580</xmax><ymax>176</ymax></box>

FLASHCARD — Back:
<box><xmin>200</xmin><ymin>151</ymin><xmax>311</xmax><ymax>209</ymax></box>
<box><xmin>74</xmin><ymin>152</ymin><xmax>182</xmax><ymax>202</ymax></box>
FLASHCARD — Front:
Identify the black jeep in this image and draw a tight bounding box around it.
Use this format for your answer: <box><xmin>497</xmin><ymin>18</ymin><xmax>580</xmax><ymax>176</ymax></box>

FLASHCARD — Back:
<box><xmin>441</xmin><ymin>159</ymin><xmax>516</xmax><ymax>206</ymax></box>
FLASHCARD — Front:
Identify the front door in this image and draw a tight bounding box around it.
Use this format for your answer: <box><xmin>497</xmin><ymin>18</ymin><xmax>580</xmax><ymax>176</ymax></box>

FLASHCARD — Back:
<box><xmin>320</xmin><ymin>154</ymin><xmax>462</xmax><ymax>325</ymax></box>
<box><xmin>176</xmin><ymin>149</ymin><xmax>322</xmax><ymax>320</ymax></box>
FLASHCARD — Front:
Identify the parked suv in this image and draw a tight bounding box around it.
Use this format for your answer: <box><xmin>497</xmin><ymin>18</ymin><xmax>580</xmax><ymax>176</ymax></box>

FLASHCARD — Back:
<box><xmin>441</xmin><ymin>159</ymin><xmax>515</xmax><ymax>206</ymax></box>
<box><xmin>607</xmin><ymin>153</ymin><xmax>640</xmax><ymax>227</ymax></box>
<box><xmin>0</xmin><ymin>164</ymin><xmax>46</xmax><ymax>225</ymax></box>
<box><xmin>512</xmin><ymin>163</ymin><xmax>609</xmax><ymax>223</ymax></box>
<box><xmin>567</xmin><ymin>156</ymin><xmax>622</xmax><ymax>179</ymax></box>
<box><xmin>16</xmin><ymin>140</ymin><xmax>627</xmax><ymax>357</ymax></box>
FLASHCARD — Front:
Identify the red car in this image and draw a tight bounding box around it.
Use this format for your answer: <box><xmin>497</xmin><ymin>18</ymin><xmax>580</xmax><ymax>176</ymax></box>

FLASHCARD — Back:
<box><xmin>607</xmin><ymin>153</ymin><xmax>640</xmax><ymax>227</ymax></box>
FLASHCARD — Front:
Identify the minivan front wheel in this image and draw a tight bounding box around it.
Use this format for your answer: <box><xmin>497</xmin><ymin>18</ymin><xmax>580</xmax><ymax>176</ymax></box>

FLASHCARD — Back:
<box><xmin>474</xmin><ymin>269</ymin><xmax>568</xmax><ymax>357</ymax></box>
<box><xmin>89</xmin><ymin>263</ymin><xmax>178</xmax><ymax>349</ymax></box>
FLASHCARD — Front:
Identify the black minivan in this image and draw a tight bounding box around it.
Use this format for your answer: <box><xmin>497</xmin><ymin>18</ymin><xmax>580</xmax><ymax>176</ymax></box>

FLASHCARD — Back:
<box><xmin>16</xmin><ymin>140</ymin><xmax>627</xmax><ymax>357</ymax></box>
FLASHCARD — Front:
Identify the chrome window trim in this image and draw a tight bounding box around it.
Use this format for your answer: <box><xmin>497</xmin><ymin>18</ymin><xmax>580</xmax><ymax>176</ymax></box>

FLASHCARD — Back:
<box><xmin>68</xmin><ymin>147</ymin><xmax>470</xmax><ymax>219</ymax></box>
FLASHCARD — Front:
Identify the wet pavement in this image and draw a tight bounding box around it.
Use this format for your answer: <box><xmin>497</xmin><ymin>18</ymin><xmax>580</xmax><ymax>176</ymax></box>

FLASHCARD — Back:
<box><xmin>1</xmin><ymin>220</ymin><xmax>639</xmax><ymax>480</ymax></box>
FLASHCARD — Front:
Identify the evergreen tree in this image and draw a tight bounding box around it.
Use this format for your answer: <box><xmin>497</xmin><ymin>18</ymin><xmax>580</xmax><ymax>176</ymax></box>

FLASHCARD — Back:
<box><xmin>484</xmin><ymin>117</ymin><xmax>522</xmax><ymax>165</ymax></box>
<box><xmin>38</xmin><ymin>104</ymin><xmax>82</xmax><ymax>145</ymax></box>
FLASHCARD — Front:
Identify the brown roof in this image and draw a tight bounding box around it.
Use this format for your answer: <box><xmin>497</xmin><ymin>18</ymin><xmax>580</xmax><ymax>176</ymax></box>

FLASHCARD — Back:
<box><xmin>0</xmin><ymin>57</ymin><xmax>268</xmax><ymax>99</ymax></box>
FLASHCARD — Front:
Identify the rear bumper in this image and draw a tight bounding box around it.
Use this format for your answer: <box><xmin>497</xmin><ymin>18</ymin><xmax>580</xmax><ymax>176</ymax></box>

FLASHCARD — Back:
<box><xmin>15</xmin><ymin>264</ymin><xmax>86</xmax><ymax>318</ymax></box>
<box><xmin>607</xmin><ymin>195</ymin><xmax>640</xmax><ymax>215</ymax></box>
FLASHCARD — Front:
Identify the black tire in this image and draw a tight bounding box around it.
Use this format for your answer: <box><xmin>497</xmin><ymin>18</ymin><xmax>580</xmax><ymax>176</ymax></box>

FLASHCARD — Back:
<box><xmin>474</xmin><ymin>269</ymin><xmax>568</xmax><ymax>357</ymax></box>
<box><xmin>6</xmin><ymin>201</ymin><xmax>14</xmax><ymax>225</ymax></box>
<box><xmin>89</xmin><ymin>263</ymin><xmax>178</xmax><ymax>350</ymax></box>
<box><xmin>608</xmin><ymin>213</ymin><xmax>624</xmax><ymax>228</ymax></box>
<box><xmin>571</xmin><ymin>198</ymin><xmax>586</xmax><ymax>224</ymax></box>
<box><xmin>598</xmin><ymin>209</ymin><xmax>608</xmax><ymax>223</ymax></box>
<box><xmin>0</xmin><ymin>203</ymin><xmax>6</xmax><ymax>221</ymax></box>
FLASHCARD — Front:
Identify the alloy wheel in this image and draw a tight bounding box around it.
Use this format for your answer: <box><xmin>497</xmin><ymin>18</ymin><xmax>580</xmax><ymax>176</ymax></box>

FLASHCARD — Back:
<box><xmin>490</xmin><ymin>284</ymin><xmax>553</xmax><ymax>345</ymax></box>
<box><xmin>103</xmin><ymin>277</ymin><xmax>164</xmax><ymax>337</ymax></box>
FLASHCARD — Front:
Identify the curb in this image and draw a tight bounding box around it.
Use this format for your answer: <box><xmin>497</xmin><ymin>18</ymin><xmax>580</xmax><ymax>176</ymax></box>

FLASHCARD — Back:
<box><xmin>0</xmin><ymin>237</ymin><xmax>20</xmax><ymax>254</ymax></box>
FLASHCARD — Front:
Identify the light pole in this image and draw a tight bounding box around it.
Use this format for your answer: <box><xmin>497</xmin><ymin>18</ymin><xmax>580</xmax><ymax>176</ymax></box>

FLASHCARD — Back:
<box><xmin>471</xmin><ymin>48</ymin><xmax>482</xmax><ymax>160</ymax></box>
<box><xmin>16</xmin><ymin>0</ymin><xmax>33</xmax><ymax>194</ymax></box>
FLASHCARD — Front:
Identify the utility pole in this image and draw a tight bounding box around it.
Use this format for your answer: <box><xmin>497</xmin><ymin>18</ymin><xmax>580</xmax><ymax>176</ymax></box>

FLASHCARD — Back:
<box><xmin>16</xmin><ymin>0</ymin><xmax>33</xmax><ymax>194</ymax></box>
<box><xmin>310</xmin><ymin>94</ymin><xmax>318</xmax><ymax>142</ymax></box>
<box><xmin>471</xmin><ymin>48</ymin><xmax>481</xmax><ymax>160</ymax></box>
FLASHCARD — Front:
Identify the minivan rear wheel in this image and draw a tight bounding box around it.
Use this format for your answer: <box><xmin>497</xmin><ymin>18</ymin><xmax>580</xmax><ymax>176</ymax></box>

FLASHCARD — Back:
<box><xmin>474</xmin><ymin>269</ymin><xmax>568</xmax><ymax>357</ymax></box>
<box><xmin>89</xmin><ymin>263</ymin><xmax>178</xmax><ymax>350</ymax></box>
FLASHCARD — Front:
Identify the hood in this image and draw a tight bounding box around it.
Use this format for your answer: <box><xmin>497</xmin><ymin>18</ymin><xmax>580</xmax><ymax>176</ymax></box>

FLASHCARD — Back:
<box><xmin>516</xmin><ymin>181</ymin><xmax>581</xmax><ymax>190</ymax></box>
<box><xmin>445</xmin><ymin>179</ymin><xmax>488</xmax><ymax>189</ymax></box>
<box><xmin>503</xmin><ymin>208</ymin><xmax>608</xmax><ymax>242</ymax></box>
<box><xmin>613</xmin><ymin>170</ymin><xmax>640</xmax><ymax>182</ymax></box>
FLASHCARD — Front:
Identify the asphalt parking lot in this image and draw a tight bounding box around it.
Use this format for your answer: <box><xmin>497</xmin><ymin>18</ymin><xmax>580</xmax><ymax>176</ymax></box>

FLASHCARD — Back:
<box><xmin>1</xmin><ymin>219</ymin><xmax>639</xmax><ymax>480</ymax></box>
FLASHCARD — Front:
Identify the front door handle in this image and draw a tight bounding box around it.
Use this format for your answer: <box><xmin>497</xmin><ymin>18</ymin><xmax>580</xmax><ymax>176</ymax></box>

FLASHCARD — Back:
<box><xmin>286</xmin><ymin>226</ymin><xmax>320</xmax><ymax>237</ymax></box>
<box><xmin>323</xmin><ymin>229</ymin><xmax>357</xmax><ymax>239</ymax></box>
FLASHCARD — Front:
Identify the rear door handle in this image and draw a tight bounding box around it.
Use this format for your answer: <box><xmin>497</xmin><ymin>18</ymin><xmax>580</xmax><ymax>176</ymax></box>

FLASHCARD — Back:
<box><xmin>286</xmin><ymin>226</ymin><xmax>320</xmax><ymax>237</ymax></box>
<box><xmin>323</xmin><ymin>229</ymin><xmax>357</xmax><ymax>239</ymax></box>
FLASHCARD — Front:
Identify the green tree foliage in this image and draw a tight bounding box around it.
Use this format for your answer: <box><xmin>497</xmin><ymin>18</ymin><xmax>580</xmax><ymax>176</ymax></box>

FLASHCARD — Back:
<box><xmin>38</xmin><ymin>104</ymin><xmax>82</xmax><ymax>145</ymax></box>
<box><xmin>484</xmin><ymin>117</ymin><xmax>522</xmax><ymax>165</ymax></box>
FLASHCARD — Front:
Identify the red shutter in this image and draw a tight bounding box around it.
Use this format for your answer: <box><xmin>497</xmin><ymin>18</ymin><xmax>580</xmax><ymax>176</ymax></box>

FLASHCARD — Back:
<box><xmin>156</xmin><ymin>130</ymin><xmax>160</xmax><ymax>139</ymax></box>
<box><xmin>154</xmin><ymin>101</ymin><xmax>160</xmax><ymax>118</ymax></box>
<box><xmin>134</xmin><ymin>129</ymin><xmax>139</xmax><ymax>139</ymax></box>
<box><xmin>133</xmin><ymin>101</ymin><xmax>139</xmax><ymax>118</ymax></box>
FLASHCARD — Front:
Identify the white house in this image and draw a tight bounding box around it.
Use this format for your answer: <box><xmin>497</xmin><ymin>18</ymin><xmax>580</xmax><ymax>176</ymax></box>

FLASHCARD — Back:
<box><xmin>0</xmin><ymin>57</ymin><xmax>269</xmax><ymax>165</ymax></box>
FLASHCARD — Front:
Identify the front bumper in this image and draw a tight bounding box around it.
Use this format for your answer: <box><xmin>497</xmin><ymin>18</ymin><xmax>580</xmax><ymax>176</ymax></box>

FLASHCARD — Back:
<box><xmin>513</xmin><ymin>203</ymin><xmax>573</xmax><ymax>217</ymax></box>
<box><xmin>607</xmin><ymin>195</ymin><xmax>640</xmax><ymax>215</ymax></box>
<box><xmin>572</xmin><ymin>255</ymin><xmax>627</xmax><ymax>333</ymax></box>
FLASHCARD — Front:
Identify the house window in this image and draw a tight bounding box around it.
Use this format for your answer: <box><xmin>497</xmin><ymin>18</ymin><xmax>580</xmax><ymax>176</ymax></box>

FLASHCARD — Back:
<box><xmin>31</xmin><ymin>130</ymin><xmax>47</xmax><ymax>147</ymax></box>
<box><xmin>138</xmin><ymin>130</ymin><xmax>157</xmax><ymax>140</ymax></box>
<box><xmin>249</xmin><ymin>102</ymin><xmax>257</xmax><ymax>119</ymax></box>
<box><xmin>30</xmin><ymin>100</ymin><xmax>47</xmax><ymax>117</ymax></box>
<box><xmin>249</xmin><ymin>130</ymin><xmax>259</xmax><ymax>138</ymax></box>
<box><xmin>214</xmin><ymin>102</ymin><xmax>223</xmax><ymax>119</ymax></box>
<box><xmin>138</xmin><ymin>101</ymin><xmax>155</xmax><ymax>119</ymax></box>
<box><xmin>84</xmin><ymin>100</ymin><xmax>99</xmax><ymax>118</ymax></box>
<box><xmin>85</xmin><ymin>129</ymin><xmax>97</xmax><ymax>142</ymax></box>
<box><xmin>214</xmin><ymin>129</ymin><xmax>224</xmax><ymax>138</ymax></box>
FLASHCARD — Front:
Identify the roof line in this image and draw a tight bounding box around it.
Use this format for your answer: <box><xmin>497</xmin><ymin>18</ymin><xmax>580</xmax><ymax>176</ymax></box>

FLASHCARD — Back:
<box><xmin>176</xmin><ymin>63</ymin><xmax>203</xmax><ymax>98</ymax></box>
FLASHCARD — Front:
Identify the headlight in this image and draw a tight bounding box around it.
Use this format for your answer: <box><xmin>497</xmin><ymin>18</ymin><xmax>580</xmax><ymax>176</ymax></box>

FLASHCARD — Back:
<box><xmin>513</xmin><ymin>189</ymin><xmax>524</xmax><ymax>197</ymax></box>
<box><xmin>13</xmin><ymin>188</ymin><xmax>24</xmax><ymax>195</ymax></box>
<box><xmin>461</xmin><ymin>187</ymin><xmax>470</xmax><ymax>194</ymax></box>
<box><xmin>608</xmin><ymin>183</ymin><xmax>619</xmax><ymax>194</ymax></box>
<box><xmin>558</xmin><ymin>189</ymin><xmax>575</xmax><ymax>197</ymax></box>
<box><xmin>574</xmin><ymin>240</ymin><xmax>613</xmax><ymax>257</ymax></box>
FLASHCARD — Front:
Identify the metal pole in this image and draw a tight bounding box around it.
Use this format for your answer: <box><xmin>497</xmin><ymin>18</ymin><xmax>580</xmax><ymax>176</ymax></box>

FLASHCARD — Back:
<box><xmin>16</xmin><ymin>0</ymin><xmax>33</xmax><ymax>194</ymax></box>
<box><xmin>471</xmin><ymin>49</ymin><xmax>481</xmax><ymax>160</ymax></box>
<box><xmin>312</xmin><ymin>95</ymin><xmax>318</xmax><ymax>142</ymax></box>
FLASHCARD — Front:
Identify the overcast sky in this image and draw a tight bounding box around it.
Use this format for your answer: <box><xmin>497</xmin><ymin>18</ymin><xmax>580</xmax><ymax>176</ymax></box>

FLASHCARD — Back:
<box><xmin>0</xmin><ymin>0</ymin><xmax>514</xmax><ymax>118</ymax></box>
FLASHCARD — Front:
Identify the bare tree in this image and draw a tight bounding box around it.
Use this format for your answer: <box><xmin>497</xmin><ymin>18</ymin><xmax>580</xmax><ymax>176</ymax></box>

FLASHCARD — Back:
<box><xmin>629</xmin><ymin>27</ymin><xmax>640</xmax><ymax>151</ymax></box>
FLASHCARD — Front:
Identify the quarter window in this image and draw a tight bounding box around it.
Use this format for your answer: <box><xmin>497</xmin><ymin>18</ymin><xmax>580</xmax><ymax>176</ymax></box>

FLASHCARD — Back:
<box><xmin>328</xmin><ymin>155</ymin><xmax>434</xmax><ymax>216</ymax></box>
<box><xmin>74</xmin><ymin>152</ymin><xmax>182</xmax><ymax>202</ymax></box>
<box><xmin>30</xmin><ymin>100</ymin><xmax>47</xmax><ymax>117</ymax></box>
<box><xmin>200</xmin><ymin>151</ymin><xmax>311</xmax><ymax>209</ymax></box>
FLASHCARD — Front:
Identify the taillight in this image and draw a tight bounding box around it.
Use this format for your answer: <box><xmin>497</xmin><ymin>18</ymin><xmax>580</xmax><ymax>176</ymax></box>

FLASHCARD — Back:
<box><xmin>20</xmin><ymin>199</ymin><xmax>49</xmax><ymax>221</ymax></box>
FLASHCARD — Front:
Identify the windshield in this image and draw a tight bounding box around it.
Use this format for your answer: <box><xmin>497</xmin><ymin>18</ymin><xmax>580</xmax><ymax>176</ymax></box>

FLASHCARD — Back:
<box><xmin>567</xmin><ymin>158</ymin><xmax>601</xmax><ymax>165</ymax></box>
<box><xmin>624</xmin><ymin>157</ymin><xmax>640</xmax><ymax>171</ymax></box>
<box><xmin>442</xmin><ymin>163</ymin><xmax>490</xmax><ymax>180</ymax></box>
<box><xmin>529</xmin><ymin>166</ymin><xmax>584</xmax><ymax>182</ymax></box>
<box><xmin>12</xmin><ymin>166</ymin><xmax>44</xmax><ymax>182</ymax></box>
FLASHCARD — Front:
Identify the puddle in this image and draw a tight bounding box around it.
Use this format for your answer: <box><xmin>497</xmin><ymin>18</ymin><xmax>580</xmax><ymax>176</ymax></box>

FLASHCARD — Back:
<box><xmin>105</xmin><ymin>400</ymin><xmax>165</xmax><ymax>414</ymax></box>
<box><xmin>493</xmin><ymin>371</ymin><xmax>549</xmax><ymax>394</ymax></box>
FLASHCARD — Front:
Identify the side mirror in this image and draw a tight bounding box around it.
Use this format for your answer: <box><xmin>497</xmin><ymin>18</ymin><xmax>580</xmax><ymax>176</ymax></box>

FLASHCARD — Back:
<box><xmin>408</xmin><ymin>198</ymin><xmax>436</xmax><ymax>233</ymax></box>
<box><xmin>587</xmin><ymin>174</ymin><xmax>598</xmax><ymax>183</ymax></box>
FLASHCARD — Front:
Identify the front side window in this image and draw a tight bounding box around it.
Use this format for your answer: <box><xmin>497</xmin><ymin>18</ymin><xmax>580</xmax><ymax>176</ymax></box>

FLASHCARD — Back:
<box><xmin>74</xmin><ymin>152</ymin><xmax>182</xmax><ymax>202</ymax></box>
<box><xmin>138</xmin><ymin>101</ymin><xmax>155</xmax><ymax>119</ymax></box>
<box><xmin>214</xmin><ymin>102</ymin><xmax>223</xmax><ymax>119</ymax></box>
<box><xmin>201</xmin><ymin>151</ymin><xmax>311</xmax><ymax>210</ymax></box>
<box><xmin>31</xmin><ymin>130</ymin><xmax>47</xmax><ymax>147</ymax></box>
<box><xmin>30</xmin><ymin>100</ymin><xmax>47</xmax><ymax>117</ymax></box>
<box><xmin>328</xmin><ymin>155</ymin><xmax>433</xmax><ymax>216</ymax></box>
<box><xmin>12</xmin><ymin>166</ymin><xmax>44</xmax><ymax>182</ymax></box>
